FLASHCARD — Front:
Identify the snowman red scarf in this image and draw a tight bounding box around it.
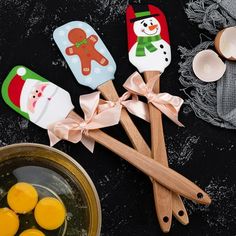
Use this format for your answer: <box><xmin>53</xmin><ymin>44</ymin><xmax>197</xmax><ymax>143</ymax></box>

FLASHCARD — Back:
<box><xmin>136</xmin><ymin>34</ymin><xmax>161</xmax><ymax>56</ymax></box>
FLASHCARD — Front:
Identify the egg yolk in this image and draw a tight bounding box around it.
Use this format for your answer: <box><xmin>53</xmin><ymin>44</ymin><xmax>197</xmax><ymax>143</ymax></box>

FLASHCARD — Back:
<box><xmin>19</xmin><ymin>229</ymin><xmax>45</xmax><ymax>236</ymax></box>
<box><xmin>7</xmin><ymin>182</ymin><xmax>38</xmax><ymax>214</ymax></box>
<box><xmin>34</xmin><ymin>197</ymin><xmax>66</xmax><ymax>230</ymax></box>
<box><xmin>0</xmin><ymin>207</ymin><xmax>20</xmax><ymax>236</ymax></box>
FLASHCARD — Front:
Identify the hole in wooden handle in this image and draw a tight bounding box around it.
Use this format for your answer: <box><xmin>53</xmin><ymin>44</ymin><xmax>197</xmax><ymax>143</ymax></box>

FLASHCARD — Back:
<box><xmin>197</xmin><ymin>192</ymin><xmax>203</xmax><ymax>199</ymax></box>
<box><xmin>163</xmin><ymin>216</ymin><xmax>169</xmax><ymax>223</ymax></box>
<box><xmin>178</xmin><ymin>210</ymin><xmax>184</xmax><ymax>216</ymax></box>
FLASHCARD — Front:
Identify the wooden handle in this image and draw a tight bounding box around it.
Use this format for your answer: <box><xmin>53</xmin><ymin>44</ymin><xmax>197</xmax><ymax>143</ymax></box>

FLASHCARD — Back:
<box><xmin>69</xmin><ymin>111</ymin><xmax>211</xmax><ymax>204</ymax></box>
<box><xmin>85</xmin><ymin>127</ymin><xmax>211</xmax><ymax>204</ymax></box>
<box><xmin>99</xmin><ymin>80</ymin><xmax>171</xmax><ymax>231</ymax></box>
<box><xmin>152</xmin><ymin>181</ymin><xmax>172</xmax><ymax>231</ymax></box>
<box><xmin>98</xmin><ymin>80</ymin><xmax>150</xmax><ymax>153</ymax></box>
<box><xmin>98</xmin><ymin>80</ymin><xmax>188</xmax><ymax>227</ymax></box>
<box><xmin>172</xmin><ymin>193</ymin><xmax>189</xmax><ymax>225</ymax></box>
<box><xmin>144</xmin><ymin>71</ymin><xmax>172</xmax><ymax>231</ymax></box>
<box><xmin>144</xmin><ymin>71</ymin><xmax>189</xmax><ymax>226</ymax></box>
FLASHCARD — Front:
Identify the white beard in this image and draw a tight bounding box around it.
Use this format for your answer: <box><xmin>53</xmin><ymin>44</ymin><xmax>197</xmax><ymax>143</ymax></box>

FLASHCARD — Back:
<box><xmin>129</xmin><ymin>39</ymin><xmax>171</xmax><ymax>73</ymax></box>
<box><xmin>42</xmin><ymin>82</ymin><xmax>58</xmax><ymax>98</ymax></box>
<box><xmin>29</xmin><ymin>84</ymin><xmax>74</xmax><ymax>129</ymax></box>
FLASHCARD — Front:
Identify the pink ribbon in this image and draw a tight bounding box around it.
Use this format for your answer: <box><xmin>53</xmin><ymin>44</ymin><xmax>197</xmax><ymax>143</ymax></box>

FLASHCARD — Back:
<box><xmin>123</xmin><ymin>72</ymin><xmax>184</xmax><ymax>126</ymax></box>
<box><xmin>98</xmin><ymin>91</ymin><xmax>150</xmax><ymax>122</ymax></box>
<box><xmin>47</xmin><ymin>92</ymin><xmax>122</xmax><ymax>152</ymax></box>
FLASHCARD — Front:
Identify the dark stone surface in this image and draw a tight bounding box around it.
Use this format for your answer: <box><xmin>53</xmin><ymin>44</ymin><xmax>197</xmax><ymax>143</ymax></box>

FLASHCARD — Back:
<box><xmin>0</xmin><ymin>0</ymin><xmax>235</xmax><ymax>235</ymax></box>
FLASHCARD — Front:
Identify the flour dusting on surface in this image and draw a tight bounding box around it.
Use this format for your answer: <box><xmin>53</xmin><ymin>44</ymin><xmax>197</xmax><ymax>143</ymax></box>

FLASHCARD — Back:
<box><xmin>0</xmin><ymin>113</ymin><xmax>42</xmax><ymax>144</ymax></box>
<box><xmin>167</xmin><ymin>131</ymin><xmax>200</xmax><ymax>166</ymax></box>
<box><xmin>0</xmin><ymin>1</ymin><xmax>235</xmax><ymax>235</ymax></box>
<box><xmin>0</xmin><ymin>140</ymin><xmax>7</xmax><ymax>147</ymax></box>
<box><xmin>18</xmin><ymin>118</ymin><xmax>29</xmax><ymax>130</ymax></box>
<box><xmin>86</xmin><ymin>0</ymin><xmax>128</xmax><ymax>25</ymax></box>
<box><xmin>25</xmin><ymin>1</ymin><xmax>47</xmax><ymax>37</ymax></box>
<box><xmin>0</xmin><ymin>112</ymin><xmax>70</xmax><ymax>153</ymax></box>
<box><xmin>184</xmin><ymin>177</ymin><xmax>236</xmax><ymax>235</ymax></box>
<box><xmin>52</xmin><ymin>58</ymin><xmax>68</xmax><ymax>68</ymax></box>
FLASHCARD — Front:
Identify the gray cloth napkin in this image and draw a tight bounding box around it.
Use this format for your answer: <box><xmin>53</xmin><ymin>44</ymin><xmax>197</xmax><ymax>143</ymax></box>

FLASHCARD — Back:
<box><xmin>179</xmin><ymin>0</ymin><xmax>236</xmax><ymax>129</ymax></box>
<box><xmin>217</xmin><ymin>61</ymin><xmax>236</xmax><ymax>127</ymax></box>
<box><xmin>185</xmin><ymin>0</ymin><xmax>236</xmax><ymax>34</ymax></box>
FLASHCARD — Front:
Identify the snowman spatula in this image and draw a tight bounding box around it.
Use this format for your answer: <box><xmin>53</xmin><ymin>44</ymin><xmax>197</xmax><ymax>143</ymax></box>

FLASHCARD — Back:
<box><xmin>126</xmin><ymin>4</ymin><xmax>188</xmax><ymax>231</ymax></box>
<box><xmin>53</xmin><ymin>21</ymin><xmax>151</xmax><ymax>163</ymax></box>
<box><xmin>53</xmin><ymin>22</ymin><xmax>182</xmax><ymax>226</ymax></box>
<box><xmin>2</xmin><ymin>66</ymin><xmax>211</xmax><ymax>206</ymax></box>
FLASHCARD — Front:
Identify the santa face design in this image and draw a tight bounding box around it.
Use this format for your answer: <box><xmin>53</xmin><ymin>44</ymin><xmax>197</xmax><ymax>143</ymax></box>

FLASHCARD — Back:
<box><xmin>133</xmin><ymin>17</ymin><xmax>161</xmax><ymax>36</ymax></box>
<box><xmin>28</xmin><ymin>83</ymin><xmax>49</xmax><ymax>113</ymax></box>
<box><xmin>2</xmin><ymin>66</ymin><xmax>74</xmax><ymax>129</ymax></box>
<box><xmin>25</xmin><ymin>81</ymin><xmax>67</xmax><ymax>128</ymax></box>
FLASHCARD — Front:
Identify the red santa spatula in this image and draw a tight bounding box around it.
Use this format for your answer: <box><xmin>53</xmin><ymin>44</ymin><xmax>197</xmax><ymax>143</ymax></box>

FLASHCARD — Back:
<box><xmin>1</xmin><ymin>66</ymin><xmax>211</xmax><ymax>207</ymax></box>
<box><xmin>126</xmin><ymin>4</ymin><xmax>188</xmax><ymax>231</ymax></box>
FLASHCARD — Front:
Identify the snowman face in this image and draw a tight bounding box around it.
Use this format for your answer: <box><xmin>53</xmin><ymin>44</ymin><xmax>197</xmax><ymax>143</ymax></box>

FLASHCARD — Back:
<box><xmin>133</xmin><ymin>17</ymin><xmax>161</xmax><ymax>37</ymax></box>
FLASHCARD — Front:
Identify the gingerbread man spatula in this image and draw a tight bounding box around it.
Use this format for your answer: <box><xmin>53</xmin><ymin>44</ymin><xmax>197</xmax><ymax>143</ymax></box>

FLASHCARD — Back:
<box><xmin>53</xmin><ymin>21</ymin><xmax>151</xmax><ymax>163</ymax></box>
<box><xmin>53</xmin><ymin>22</ymin><xmax>183</xmax><ymax>228</ymax></box>
<box><xmin>126</xmin><ymin>4</ymin><xmax>188</xmax><ymax>231</ymax></box>
<box><xmin>2</xmin><ymin>66</ymin><xmax>211</xmax><ymax>207</ymax></box>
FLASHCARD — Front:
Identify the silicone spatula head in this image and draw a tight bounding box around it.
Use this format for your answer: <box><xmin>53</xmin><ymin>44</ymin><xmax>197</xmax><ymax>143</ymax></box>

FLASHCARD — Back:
<box><xmin>1</xmin><ymin>66</ymin><xmax>74</xmax><ymax>129</ymax></box>
<box><xmin>126</xmin><ymin>4</ymin><xmax>171</xmax><ymax>73</ymax></box>
<box><xmin>53</xmin><ymin>21</ymin><xmax>116</xmax><ymax>90</ymax></box>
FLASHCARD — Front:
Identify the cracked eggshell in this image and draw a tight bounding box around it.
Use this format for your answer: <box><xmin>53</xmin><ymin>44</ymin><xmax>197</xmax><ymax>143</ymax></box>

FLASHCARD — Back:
<box><xmin>192</xmin><ymin>49</ymin><xmax>226</xmax><ymax>82</ymax></box>
<box><xmin>215</xmin><ymin>26</ymin><xmax>236</xmax><ymax>61</ymax></box>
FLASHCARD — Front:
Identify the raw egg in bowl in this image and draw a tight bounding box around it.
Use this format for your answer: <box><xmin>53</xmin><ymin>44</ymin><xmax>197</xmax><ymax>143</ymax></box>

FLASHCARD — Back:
<box><xmin>0</xmin><ymin>143</ymin><xmax>101</xmax><ymax>236</ymax></box>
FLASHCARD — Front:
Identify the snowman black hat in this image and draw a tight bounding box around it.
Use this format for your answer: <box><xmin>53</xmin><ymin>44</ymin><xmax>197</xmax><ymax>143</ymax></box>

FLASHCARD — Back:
<box><xmin>130</xmin><ymin>4</ymin><xmax>159</xmax><ymax>23</ymax></box>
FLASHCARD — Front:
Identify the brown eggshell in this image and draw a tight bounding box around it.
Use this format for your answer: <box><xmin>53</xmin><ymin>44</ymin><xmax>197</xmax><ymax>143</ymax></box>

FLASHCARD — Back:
<box><xmin>215</xmin><ymin>27</ymin><xmax>236</xmax><ymax>61</ymax></box>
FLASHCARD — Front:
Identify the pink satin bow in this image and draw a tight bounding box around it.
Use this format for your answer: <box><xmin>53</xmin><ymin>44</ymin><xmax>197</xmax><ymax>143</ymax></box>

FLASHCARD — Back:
<box><xmin>47</xmin><ymin>91</ymin><xmax>122</xmax><ymax>152</ymax></box>
<box><xmin>98</xmin><ymin>92</ymin><xmax>150</xmax><ymax>122</ymax></box>
<box><xmin>123</xmin><ymin>72</ymin><xmax>184</xmax><ymax>126</ymax></box>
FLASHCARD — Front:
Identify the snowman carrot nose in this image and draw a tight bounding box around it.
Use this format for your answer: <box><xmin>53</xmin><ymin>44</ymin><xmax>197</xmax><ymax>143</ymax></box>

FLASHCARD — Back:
<box><xmin>149</xmin><ymin>25</ymin><xmax>157</xmax><ymax>31</ymax></box>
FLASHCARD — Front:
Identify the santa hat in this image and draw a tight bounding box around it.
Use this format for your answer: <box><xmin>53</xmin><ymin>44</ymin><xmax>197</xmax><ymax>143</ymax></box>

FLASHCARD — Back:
<box><xmin>8</xmin><ymin>67</ymin><xmax>39</xmax><ymax>113</ymax></box>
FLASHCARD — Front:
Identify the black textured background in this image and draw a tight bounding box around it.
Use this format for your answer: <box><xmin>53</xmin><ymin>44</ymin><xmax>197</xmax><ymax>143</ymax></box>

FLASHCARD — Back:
<box><xmin>0</xmin><ymin>0</ymin><xmax>235</xmax><ymax>235</ymax></box>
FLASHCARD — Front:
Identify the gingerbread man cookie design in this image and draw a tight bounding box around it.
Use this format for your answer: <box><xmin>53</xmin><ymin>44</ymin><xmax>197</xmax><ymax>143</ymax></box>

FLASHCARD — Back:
<box><xmin>65</xmin><ymin>28</ymin><xmax>109</xmax><ymax>76</ymax></box>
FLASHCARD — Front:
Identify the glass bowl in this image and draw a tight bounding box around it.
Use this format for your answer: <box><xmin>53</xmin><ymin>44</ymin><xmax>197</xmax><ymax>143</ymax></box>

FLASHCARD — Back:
<box><xmin>0</xmin><ymin>143</ymin><xmax>101</xmax><ymax>236</ymax></box>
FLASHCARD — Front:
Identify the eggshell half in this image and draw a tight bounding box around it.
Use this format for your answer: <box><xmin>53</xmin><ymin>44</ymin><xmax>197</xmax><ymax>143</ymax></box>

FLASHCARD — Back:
<box><xmin>192</xmin><ymin>49</ymin><xmax>226</xmax><ymax>82</ymax></box>
<box><xmin>215</xmin><ymin>27</ymin><xmax>236</xmax><ymax>61</ymax></box>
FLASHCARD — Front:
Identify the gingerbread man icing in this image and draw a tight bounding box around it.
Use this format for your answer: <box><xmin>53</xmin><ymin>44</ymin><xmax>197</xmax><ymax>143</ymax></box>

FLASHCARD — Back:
<box><xmin>65</xmin><ymin>28</ymin><xmax>109</xmax><ymax>76</ymax></box>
